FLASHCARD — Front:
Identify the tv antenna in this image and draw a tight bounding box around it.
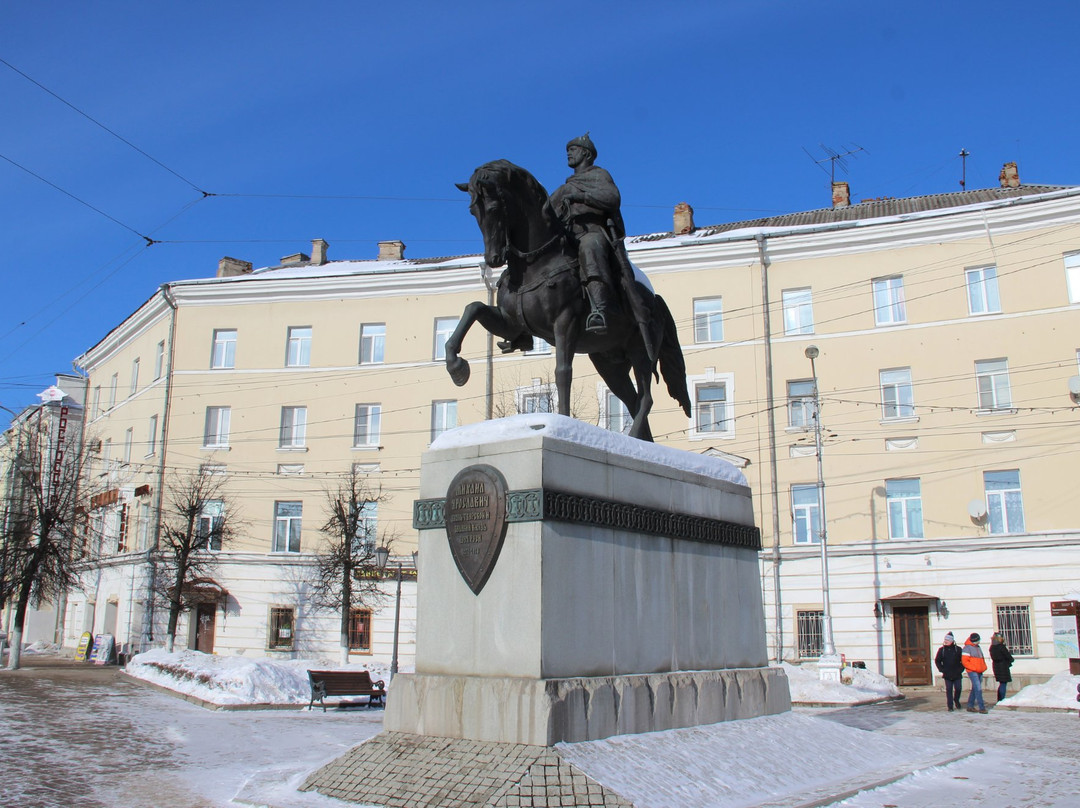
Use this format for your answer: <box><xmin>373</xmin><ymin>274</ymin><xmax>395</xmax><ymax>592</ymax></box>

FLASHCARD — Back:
<box><xmin>959</xmin><ymin>148</ymin><xmax>970</xmax><ymax>189</ymax></box>
<box><xmin>803</xmin><ymin>143</ymin><xmax>867</xmax><ymax>183</ymax></box>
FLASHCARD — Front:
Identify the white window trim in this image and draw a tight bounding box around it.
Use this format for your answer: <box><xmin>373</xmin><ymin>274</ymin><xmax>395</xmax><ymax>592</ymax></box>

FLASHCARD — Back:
<box><xmin>965</xmin><ymin>265</ymin><xmax>1001</xmax><ymax>316</ymax></box>
<box><xmin>872</xmin><ymin>276</ymin><xmax>907</xmax><ymax>326</ymax></box>
<box><xmin>781</xmin><ymin>288</ymin><xmax>815</xmax><ymax>336</ymax></box>
<box><xmin>692</xmin><ymin>297</ymin><xmax>724</xmax><ymax>344</ymax></box>
<box><xmin>687</xmin><ymin>371</ymin><xmax>735</xmax><ymax>441</ymax></box>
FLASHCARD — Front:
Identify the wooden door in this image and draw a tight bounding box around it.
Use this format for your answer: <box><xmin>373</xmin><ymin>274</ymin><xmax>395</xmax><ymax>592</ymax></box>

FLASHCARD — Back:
<box><xmin>892</xmin><ymin>606</ymin><xmax>931</xmax><ymax>685</ymax></box>
<box><xmin>195</xmin><ymin>603</ymin><xmax>216</xmax><ymax>654</ymax></box>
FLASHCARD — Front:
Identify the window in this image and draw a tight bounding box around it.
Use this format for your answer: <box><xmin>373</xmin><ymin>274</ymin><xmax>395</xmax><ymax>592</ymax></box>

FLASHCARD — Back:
<box><xmin>525</xmin><ymin>336</ymin><xmax>552</xmax><ymax>354</ymax></box>
<box><xmin>431</xmin><ymin>400</ymin><xmax>457</xmax><ymax>441</ymax></box>
<box><xmin>196</xmin><ymin>500</ymin><xmax>224</xmax><ymax>551</ymax></box>
<box><xmin>147</xmin><ymin>414</ymin><xmax>158</xmax><ymax>456</ymax></box>
<box><xmin>154</xmin><ymin>340</ymin><xmax>165</xmax><ymax>380</ymax></box>
<box><xmin>272</xmin><ymin>501</ymin><xmax>302</xmax><ymax>553</ymax></box>
<box><xmin>885</xmin><ymin>478</ymin><xmax>923</xmax><ymax>539</ymax></box>
<box><xmin>286</xmin><ymin>326</ymin><xmax>312</xmax><ymax>367</ymax></box>
<box><xmin>693</xmin><ymin>297</ymin><xmax>723</xmax><ymax>343</ymax></box>
<box><xmin>695</xmin><ymin>382</ymin><xmax>730</xmax><ymax>434</ymax></box>
<box><xmin>279</xmin><ymin>406</ymin><xmax>308</xmax><ymax>448</ymax></box>
<box><xmin>521</xmin><ymin>389</ymin><xmax>555</xmax><ymax>414</ymax></box>
<box><xmin>792</xmin><ymin>484</ymin><xmax>821</xmax><ymax>544</ymax></box>
<box><xmin>796</xmin><ymin>609</ymin><xmax>824</xmax><ymax>658</ymax></box>
<box><xmin>966</xmin><ymin>266</ymin><xmax>1000</xmax><ymax>315</ymax></box>
<box><xmin>109</xmin><ymin>373</ymin><xmax>119</xmax><ymax>409</ymax></box>
<box><xmin>348</xmin><ymin>608</ymin><xmax>372</xmax><ymax>653</ymax></box>
<box><xmin>353</xmin><ymin>501</ymin><xmax>378</xmax><ymax>552</ymax></box>
<box><xmin>268</xmin><ymin>607</ymin><xmax>295</xmax><ymax>650</ymax></box>
<box><xmin>433</xmin><ymin>317</ymin><xmax>458</xmax><ymax>360</ymax></box>
<box><xmin>984</xmin><ymin>470</ymin><xmax>1024</xmax><ymax>534</ymax></box>
<box><xmin>200</xmin><ymin>463</ymin><xmax>227</xmax><ymax>476</ymax></box>
<box><xmin>211</xmin><ymin>329</ymin><xmax>237</xmax><ymax>369</ymax></box>
<box><xmin>276</xmin><ymin>464</ymin><xmax>304</xmax><ymax>476</ymax></box>
<box><xmin>123</xmin><ymin>428</ymin><xmax>133</xmax><ymax>464</ymax></box>
<box><xmin>137</xmin><ymin>501</ymin><xmax>150</xmax><ymax>550</ymax></box>
<box><xmin>1065</xmin><ymin>252</ymin><xmax>1080</xmax><ymax>303</ymax></box>
<box><xmin>787</xmin><ymin>380</ymin><xmax>816</xmax><ymax>428</ymax></box>
<box><xmin>359</xmin><ymin>323</ymin><xmax>386</xmax><ymax>365</ymax></box>
<box><xmin>996</xmin><ymin>603</ymin><xmax>1033</xmax><ymax>655</ymax></box>
<box><xmin>203</xmin><ymin>406</ymin><xmax>231</xmax><ymax>448</ymax></box>
<box><xmin>602</xmin><ymin>390</ymin><xmax>631</xmax><ymax>434</ymax></box>
<box><xmin>130</xmin><ymin>357</ymin><xmax>140</xmax><ymax>396</ymax></box>
<box><xmin>92</xmin><ymin>386</ymin><xmax>102</xmax><ymax>419</ymax></box>
<box><xmin>975</xmin><ymin>359</ymin><xmax>1011</xmax><ymax>410</ymax></box>
<box><xmin>354</xmin><ymin>404</ymin><xmax>382</xmax><ymax>447</ymax></box>
<box><xmin>782</xmin><ymin>288</ymin><xmax>814</xmax><ymax>335</ymax></box>
<box><xmin>872</xmin><ymin>276</ymin><xmax>906</xmax><ymax>326</ymax></box>
<box><xmin>880</xmin><ymin>368</ymin><xmax>914</xmax><ymax>419</ymax></box>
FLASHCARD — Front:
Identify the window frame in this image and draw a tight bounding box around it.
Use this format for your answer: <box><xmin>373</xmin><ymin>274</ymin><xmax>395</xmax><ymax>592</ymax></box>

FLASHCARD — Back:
<box><xmin>211</xmin><ymin>328</ymin><xmax>238</xmax><ymax>369</ymax></box>
<box><xmin>431</xmin><ymin>399</ymin><xmax>458</xmax><ymax>442</ymax></box>
<box><xmin>268</xmin><ymin>606</ymin><xmax>295</xmax><ymax>650</ymax></box>
<box><xmin>782</xmin><ymin>287</ymin><xmax>814</xmax><ymax>335</ymax></box>
<box><xmin>786</xmin><ymin>379</ymin><xmax>816</xmax><ymax>429</ymax></box>
<box><xmin>984</xmin><ymin>469</ymin><xmax>1025</xmax><ymax>534</ymax></box>
<box><xmin>791</xmin><ymin>483</ymin><xmax>821</xmax><ymax>545</ymax></box>
<box><xmin>872</xmin><ymin>276</ymin><xmax>907</xmax><ymax>326</ymax></box>
<box><xmin>880</xmin><ymin>367</ymin><xmax>915</xmax><ymax>420</ymax></box>
<box><xmin>885</xmin><ymin>478</ymin><xmax>924</xmax><ymax>539</ymax></box>
<box><xmin>796</xmin><ymin>608</ymin><xmax>825</xmax><ymax>659</ymax></box>
<box><xmin>272</xmin><ymin>501</ymin><xmax>303</xmax><ymax>553</ymax></box>
<box><xmin>154</xmin><ymin>340</ymin><xmax>165</xmax><ymax>380</ymax></box>
<box><xmin>1065</xmin><ymin>252</ymin><xmax>1080</xmax><ymax>304</ymax></box>
<box><xmin>359</xmin><ymin>323</ymin><xmax>386</xmax><ymax>365</ymax></box>
<box><xmin>348</xmin><ymin>608</ymin><xmax>373</xmax><ymax>654</ymax></box>
<box><xmin>690</xmin><ymin>377</ymin><xmax>733</xmax><ymax>438</ymax></box>
<box><xmin>285</xmin><ymin>326</ymin><xmax>312</xmax><ymax>367</ymax></box>
<box><xmin>975</xmin><ymin>358</ymin><xmax>1012</xmax><ymax>411</ymax></box>
<box><xmin>203</xmin><ymin>406</ymin><xmax>231</xmax><ymax>449</ymax></box>
<box><xmin>147</xmin><ymin>414</ymin><xmax>158</xmax><ymax>457</ymax></box>
<box><xmin>130</xmin><ymin>357</ymin><xmax>140</xmax><ymax>396</ymax></box>
<box><xmin>279</xmin><ymin>405</ymin><xmax>308</xmax><ymax>449</ymax></box>
<box><xmin>994</xmin><ymin>601</ymin><xmax>1034</xmax><ymax>656</ymax></box>
<box><xmin>600</xmin><ymin>388</ymin><xmax>632</xmax><ymax>434</ymax></box>
<box><xmin>692</xmin><ymin>297</ymin><xmax>724</xmax><ymax>344</ymax></box>
<box><xmin>123</xmin><ymin>428</ymin><xmax>133</xmax><ymax>465</ymax></box>
<box><xmin>433</xmin><ymin>317</ymin><xmax>459</xmax><ymax>361</ymax></box>
<box><xmin>353</xmin><ymin>403</ymin><xmax>382</xmax><ymax>448</ymax></box>
<box><xmin>965</xmin><ymin>265</ymin><xmax>1001</xmax><ymax>315</ymax></box>
<box><xmin>196</xmin><ymin>500</ymin><xmax>225</xmax><ymax>552</ymax></box>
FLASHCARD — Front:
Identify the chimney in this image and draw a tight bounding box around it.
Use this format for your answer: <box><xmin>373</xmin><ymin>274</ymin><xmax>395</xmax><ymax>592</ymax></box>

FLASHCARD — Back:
<box><xmin>280</xmin><ymin>252</ymin><xmax>310</xmax><ymax>266</ymax></box>
<box><xmin>378</xmin><ymin>240</ymin><xmax>406</xmax><ymax>261</ymax></box>
<box><xmin>217</xmin><ymin>257</ymin><xmax>253</xmax><ymax>278</ymax></box>
<box><xmin>673</xmin><ymin>202</ymin><xmax>695</xmax><ymax>235</ymax></box>
<box><xmin>311</xmin><ymin>239</ymin><xmax>329</xmax><ymax>265</ymax></box>
<box><xmin>999</xmin><ymin>161</ymin><xmax>1020</xmax><ymax>188</ymax></box>
<box><xmin>831</xmin><ymin>181</ymin><xmax>851</xmax><ymax>209</ymax></box>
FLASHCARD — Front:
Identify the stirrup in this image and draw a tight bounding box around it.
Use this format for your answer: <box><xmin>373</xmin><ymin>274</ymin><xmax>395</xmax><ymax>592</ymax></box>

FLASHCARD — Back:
<box><xmin>585</xmin><ymin>310</ymin><xmax>607</xmax><ymax>334</ymax></box>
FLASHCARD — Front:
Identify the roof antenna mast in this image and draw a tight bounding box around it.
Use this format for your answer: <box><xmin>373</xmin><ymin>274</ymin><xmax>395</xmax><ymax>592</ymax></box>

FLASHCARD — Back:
<box><xmin>959</xmin><ymin>148</ymin><xmax>970</xmax><ymax>189</ymax></box>
<box><xmin>802</xmin><ymin>143</ymin><xmax>867</xmax><ymax>183</ymax></box>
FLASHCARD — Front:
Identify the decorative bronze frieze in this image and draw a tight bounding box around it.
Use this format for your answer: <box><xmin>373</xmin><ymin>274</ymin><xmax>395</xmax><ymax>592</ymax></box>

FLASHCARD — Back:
<box><xmin>414</xmin><ymin>487</ymin><xmax>760</xmax><ymax>551</ymax></box>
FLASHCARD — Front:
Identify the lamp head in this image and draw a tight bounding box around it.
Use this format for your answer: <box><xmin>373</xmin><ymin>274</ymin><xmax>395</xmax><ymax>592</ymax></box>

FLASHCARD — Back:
<box><xmin>804</xmin><ymin>345</ymin><xmax>820</xmax><ymax>360</ymax></box>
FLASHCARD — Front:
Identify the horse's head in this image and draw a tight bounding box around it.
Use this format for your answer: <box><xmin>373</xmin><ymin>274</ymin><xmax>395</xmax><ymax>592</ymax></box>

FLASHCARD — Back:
<box><xmin>456</xmin><ymin>159</ymin><xmax>556</xmax><ymax>269</ymax></box>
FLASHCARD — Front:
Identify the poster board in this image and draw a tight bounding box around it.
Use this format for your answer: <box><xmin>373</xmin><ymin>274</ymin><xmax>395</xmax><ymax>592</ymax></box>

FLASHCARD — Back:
<box><xmin>1051</xmin><ymin>601</ymin><xmax>1080</xmax><ymax>659</ymax></box>
<box><xmin>74</xmin><ymin>632</ymin><xmax>93</xmax><ymax>662</ymax></box>
<box><xmin>91</xmin><ymin>633</ymin><xmax>115</xmax><ymax>665</ymax></box>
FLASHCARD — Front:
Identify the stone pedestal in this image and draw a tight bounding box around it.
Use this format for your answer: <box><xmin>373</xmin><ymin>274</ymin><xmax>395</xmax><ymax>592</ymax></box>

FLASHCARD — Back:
<box><xmin>385</xmin><ymin>415</ymin><xmax>790</xmax><ymax>745</ymax></box>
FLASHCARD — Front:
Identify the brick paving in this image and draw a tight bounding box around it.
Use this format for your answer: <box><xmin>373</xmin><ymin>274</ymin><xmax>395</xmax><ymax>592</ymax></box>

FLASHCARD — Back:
<box><xmin>300</xmin><ymin>732</ymin><xmax>633</xmax><ymax>807</ymax></box>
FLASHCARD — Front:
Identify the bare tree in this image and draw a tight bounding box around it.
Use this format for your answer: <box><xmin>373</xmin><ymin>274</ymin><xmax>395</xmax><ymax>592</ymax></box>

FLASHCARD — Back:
<box><xmin>155</xmin><ymin>469</ymin><xmax>237</xmax><ymax>653</ymax></box>
<box><xmin>1</xmin><ymin>410</ymin><xmax>95</xmax><ymax>669</ymax></box>
<box><xmin>307</xmin><ymin>466</ymin><xmax>390</xmax><ymax>665</ymax></box>
<box><xmin>491</xmin><ymin>370</ymin><xmax>592</xmax><ymax>421</ymax></box>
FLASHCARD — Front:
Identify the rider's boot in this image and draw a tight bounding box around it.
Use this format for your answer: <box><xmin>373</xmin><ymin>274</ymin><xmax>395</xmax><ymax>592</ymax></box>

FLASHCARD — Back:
<box><xmin>584</xmin><ymin>279</ymin><xmax>610</xmax><ymax>335</ymax></box>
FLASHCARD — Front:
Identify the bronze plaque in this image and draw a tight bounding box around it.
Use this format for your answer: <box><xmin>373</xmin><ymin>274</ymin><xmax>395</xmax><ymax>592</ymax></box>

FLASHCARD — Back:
<box><xmin>444</xmin><ymin>464</ymin><xmax>508</xmax><ymax>594</ymax></box>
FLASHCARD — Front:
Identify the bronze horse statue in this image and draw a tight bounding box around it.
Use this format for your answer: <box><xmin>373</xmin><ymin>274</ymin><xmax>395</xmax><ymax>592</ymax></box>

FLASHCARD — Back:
<box><xmin>446</xmin><ymin>159</ymin><xmax>690</xmax><ymax>441</ymax></box>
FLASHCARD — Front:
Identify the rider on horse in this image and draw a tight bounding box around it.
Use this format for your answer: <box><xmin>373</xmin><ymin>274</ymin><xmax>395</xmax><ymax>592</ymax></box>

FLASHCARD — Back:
<box><xmin>549</xmin><ymin>134</ymin><xmax>656</xmax><ymax>360</ymax></box>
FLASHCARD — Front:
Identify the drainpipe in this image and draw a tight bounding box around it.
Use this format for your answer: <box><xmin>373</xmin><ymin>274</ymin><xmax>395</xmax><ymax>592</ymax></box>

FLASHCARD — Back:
<box><xmin>756</xmin><ymin>234</ymin><xmax>783</xmax><ymax>662</ymax></box>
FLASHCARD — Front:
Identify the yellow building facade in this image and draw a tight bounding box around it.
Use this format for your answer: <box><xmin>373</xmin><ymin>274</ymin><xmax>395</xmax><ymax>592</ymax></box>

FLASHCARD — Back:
<box><xmin>68</xmin><ymin>179</ymin><xmax>1080</xmax><ymax>684</ymax></box>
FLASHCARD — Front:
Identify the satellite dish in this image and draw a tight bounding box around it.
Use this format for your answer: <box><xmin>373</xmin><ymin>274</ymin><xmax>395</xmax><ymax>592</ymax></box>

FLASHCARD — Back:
<box><xmin>1069</xmin><ymin>376</ymin><xmax>1080</xmax><ymax>398</ymax></box>
<box><xmin>967</xmin><ymin>499</ymin><xmax>987</xmax><ymax>520</ymax></box>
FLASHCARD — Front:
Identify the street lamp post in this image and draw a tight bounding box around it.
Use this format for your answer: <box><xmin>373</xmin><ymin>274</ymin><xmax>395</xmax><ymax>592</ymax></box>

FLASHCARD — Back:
<box><xmin>805</xmin><ymin>345</ymin><xmax>841</xmax><ymax>680</ymax></box>
<box><xmin>374</xmin><ymin>546</ymin><xmax>403</xmax><ymax>676</ymax></box>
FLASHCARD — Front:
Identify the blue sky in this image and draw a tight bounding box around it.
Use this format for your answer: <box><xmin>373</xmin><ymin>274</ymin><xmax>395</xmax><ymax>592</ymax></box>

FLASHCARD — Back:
<box><xmin>2</xmin><ymin>2</ymin><xmax>1078</xmax><ymax>419</ymax></box>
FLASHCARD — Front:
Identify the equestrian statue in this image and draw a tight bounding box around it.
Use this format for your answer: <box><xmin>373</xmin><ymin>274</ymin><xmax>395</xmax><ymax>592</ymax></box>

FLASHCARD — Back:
<box><xmin>446</xmin><ymin>134</ymin><xmax>691</xmax><ymax>442</ymax></box>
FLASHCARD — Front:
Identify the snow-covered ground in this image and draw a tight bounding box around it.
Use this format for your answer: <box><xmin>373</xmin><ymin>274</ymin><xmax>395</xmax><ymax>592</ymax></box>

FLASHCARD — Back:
<box><xmin>5</xmin><ymin>648</ymin><xmax>1079</xmax><ymax>807</ymax></box>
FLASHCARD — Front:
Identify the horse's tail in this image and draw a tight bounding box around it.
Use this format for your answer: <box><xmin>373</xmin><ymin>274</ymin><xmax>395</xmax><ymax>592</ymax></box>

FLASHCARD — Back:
<box><xmin>655</xmin><ymin>295</ymin><xmax>692</xmax><ymax>417</ymax></box>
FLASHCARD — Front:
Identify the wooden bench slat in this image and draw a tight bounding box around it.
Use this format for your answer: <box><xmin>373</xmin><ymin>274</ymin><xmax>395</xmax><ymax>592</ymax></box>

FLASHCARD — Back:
<box><xmin>307</xmin><ymin>669</ymin><xmax>386</xmax><ymax>712</ymax></box>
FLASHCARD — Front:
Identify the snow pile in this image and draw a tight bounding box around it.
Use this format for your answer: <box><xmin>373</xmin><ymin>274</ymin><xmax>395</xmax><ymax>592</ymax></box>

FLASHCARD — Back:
<box><xmin>430</xmin><ymin>413</ymin><xmax>748</xmax><ymax>486</ymax></box>
<box><xmin>125</xmin><ymin>649</ymin><xmax>391</xmax><ymax>706</ymax></box>
<box><xmin>21</xmin><ymin>641</ymin><xmax>61</xmax><ymax>655</ymax></box>
<box><xmin>1000</xmin><ymin>670</ymin><xmax>1080</xmax><ymax>711</ymax></box>
<box><xmin>782</xmin><ymin>662</ymin><xmax>901</xmax><ymax>704</ymax></box>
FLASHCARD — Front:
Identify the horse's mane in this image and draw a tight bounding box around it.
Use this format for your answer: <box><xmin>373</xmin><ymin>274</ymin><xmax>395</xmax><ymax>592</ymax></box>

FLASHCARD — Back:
<box><xmin>473</xmin><ymin>160</ymin><xmax>559</xmax><ymax>230</ymax></box>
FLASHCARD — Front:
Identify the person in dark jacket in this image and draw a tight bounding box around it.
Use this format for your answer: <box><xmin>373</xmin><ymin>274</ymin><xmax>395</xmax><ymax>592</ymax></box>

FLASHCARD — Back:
<box><xmin>990</xmin><ymin>632</ymin><xmax>1015</xmax><ymax>702</ymax></box>
<box><xmin>934</xmin><ymin>631</ymin><xmax>964</xmax><ymax>711</ymax></box>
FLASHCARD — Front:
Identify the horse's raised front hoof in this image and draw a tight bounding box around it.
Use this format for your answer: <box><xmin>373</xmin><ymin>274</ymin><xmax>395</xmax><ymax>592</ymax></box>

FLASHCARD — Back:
<box><xmin>446</xmin><ymin>355</ymin><xmax>471</xmax><ymax>386</ymax></box>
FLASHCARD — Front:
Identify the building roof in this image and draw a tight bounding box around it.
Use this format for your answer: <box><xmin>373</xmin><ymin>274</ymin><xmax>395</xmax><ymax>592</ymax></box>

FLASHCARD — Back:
<box><xmin>631</xmin><ymin>184</ymin><xmax>1074</xmax><ymax>243</ymax></box>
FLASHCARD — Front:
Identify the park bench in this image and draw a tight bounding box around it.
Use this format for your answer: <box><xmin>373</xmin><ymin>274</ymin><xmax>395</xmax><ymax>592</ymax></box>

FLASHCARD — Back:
<box><xmin>306</xmin><ymin>669</ymin><xmax>386</xmax><ymax>712</ymax></box>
